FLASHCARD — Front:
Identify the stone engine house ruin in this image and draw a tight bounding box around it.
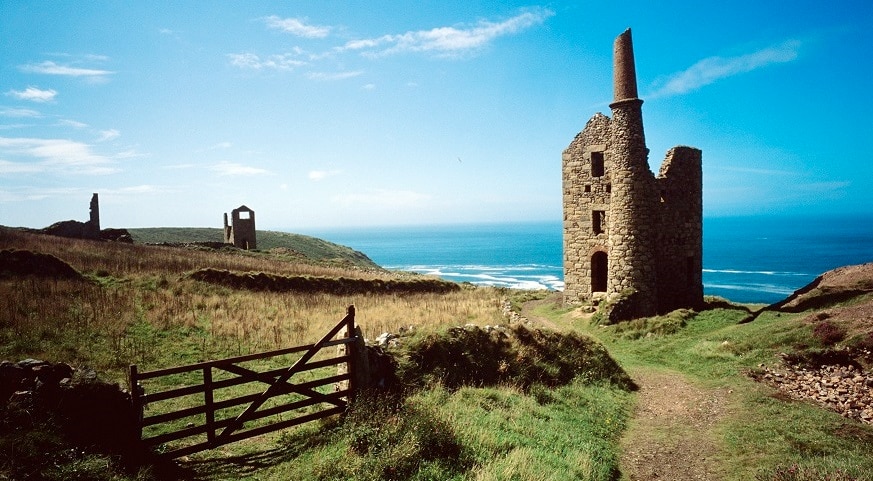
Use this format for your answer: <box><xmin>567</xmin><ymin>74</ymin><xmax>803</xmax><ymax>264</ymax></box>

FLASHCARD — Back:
<box><xmin>223</xmin><ymin>205</ymin><xmax>256</xmax><ymax>250</ymax></box>
<box><xmin>562</xmin><ymin>29</ymin><xmax>703</xmax><ymax>320</ymax></box>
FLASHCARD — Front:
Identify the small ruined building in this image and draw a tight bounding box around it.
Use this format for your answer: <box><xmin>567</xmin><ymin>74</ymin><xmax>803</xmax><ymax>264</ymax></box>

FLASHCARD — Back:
<box><xmin>223</xmin><ymin>205</ymin><xmax>256</xmax><ymax>250</ymax></box>
<box><xmin>38</xmin><ymin>193</ymin><xmax>130</xmax><ymax>242</ymax></box>
<box><xmin>562</xmin><ymin>29</ymin><xmax>703</xmax><ymax>321</ymax></box>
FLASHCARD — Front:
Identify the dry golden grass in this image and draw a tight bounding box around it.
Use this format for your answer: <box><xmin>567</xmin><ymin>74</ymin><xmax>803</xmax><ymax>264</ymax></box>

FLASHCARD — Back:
<box><xmin>0</xmin><ymin>228</ymin><xmax>385</xmax><ymax>279</ymax></box>
<box><xmin>0</xmin><ymin>228</ymin><xmax>507</xmax><ymax>374</ymax></box>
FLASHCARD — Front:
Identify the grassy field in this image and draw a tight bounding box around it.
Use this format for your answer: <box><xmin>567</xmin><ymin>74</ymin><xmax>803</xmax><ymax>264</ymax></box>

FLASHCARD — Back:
<box><xmin>2</xmin><ymin>227</ymin><xmax>872</xmax><ymax>480</ymax></box>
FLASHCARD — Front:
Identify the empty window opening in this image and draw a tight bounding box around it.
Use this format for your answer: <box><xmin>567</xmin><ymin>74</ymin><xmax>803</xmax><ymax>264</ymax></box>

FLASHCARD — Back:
<box><xmin>584</xmin><ymin>185</ymin><xmax>591</xmax><ymax>193</ymax></box>
<box><xmin>239</xmin><ymin>211</ymin><xmax>251</xmax><ymax>219</ymax></box>
<box><xmin>606</xmin><ymin>184</ymin><xmax>612</xmax><ymax>193</ymax></box>
<box><xmin>591</xmin><ymin>151</ymin><xmax>605</xmax><ymax>177</ymax></box>
<box><xmin>591</xmin><ymin>251</ymin><xmax>608</xmax><ymax>293</ymax></box>
<box><xmin>592</xmin><ymin>210</ymin><xmax>606</xmax><ymax>234</ymax></box>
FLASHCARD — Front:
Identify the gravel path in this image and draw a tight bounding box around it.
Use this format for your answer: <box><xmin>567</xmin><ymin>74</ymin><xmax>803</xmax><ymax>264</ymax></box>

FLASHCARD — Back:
<box><xmin>619</xmin><ymin>369</ymin><xmax>729</xmax><ymax>480</ymax></box>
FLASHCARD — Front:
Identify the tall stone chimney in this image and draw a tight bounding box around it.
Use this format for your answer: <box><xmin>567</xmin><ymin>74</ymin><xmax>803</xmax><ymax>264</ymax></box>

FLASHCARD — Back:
<box><xmin>612</xmin><ymin>28</ymin><xmax>639</xmax><ymax>102</ymax></box>
<box><xmin>607</xmin><ymin>28</ymin><xmax>658</xmax><ymax>318</ymax></box>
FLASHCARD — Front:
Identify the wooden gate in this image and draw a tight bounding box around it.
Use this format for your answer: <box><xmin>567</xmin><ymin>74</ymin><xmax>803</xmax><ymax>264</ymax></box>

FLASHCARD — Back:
<box><xmin>129</xmin><ymin>306</ymin><xmax>360</xmax><ymax>458</ymax></box>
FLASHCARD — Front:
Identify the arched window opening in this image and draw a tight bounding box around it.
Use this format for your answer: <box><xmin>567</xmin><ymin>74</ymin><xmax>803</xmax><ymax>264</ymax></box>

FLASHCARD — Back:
<box><xmin>591</xmin><ymin>251</ymin><xmax>608</xmax><ymax>293</ymax></box>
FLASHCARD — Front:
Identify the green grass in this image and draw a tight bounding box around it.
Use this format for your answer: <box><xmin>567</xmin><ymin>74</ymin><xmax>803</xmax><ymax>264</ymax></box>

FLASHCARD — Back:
<box><xmin>568</xmin><ymin>304</ymin><xmax>873</xmax><ymax>480</ymax></box>
<box><xmin>187</xmin><ymin>380</ymin><xmax>633</xmax><ymax>481</ymax></box>
<box><xmin>126</xmin><ymin>228</ymin><xmax>378</xmax><ymax>269</ymax></box>
<box><xmin>176</xmin><ymin>324</ymin><xmax>638</xmax><ymax>481</ymax></box>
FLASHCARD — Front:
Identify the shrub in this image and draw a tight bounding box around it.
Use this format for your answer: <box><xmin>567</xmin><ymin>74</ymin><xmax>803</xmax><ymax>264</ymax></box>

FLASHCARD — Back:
<box><xmin>395</xmin><ymin>325</ymin><xmax>636</xmax><ymax>392</ymax></box>
<box><xmin>812</xmin><ymin>321</ymin><xmax>846</xmax><ymax>346</ymax></box>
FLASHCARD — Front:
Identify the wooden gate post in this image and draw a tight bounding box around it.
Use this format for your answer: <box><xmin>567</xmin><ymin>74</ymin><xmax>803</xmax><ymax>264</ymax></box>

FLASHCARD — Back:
<box><xmin>338</xmin><ymin>305</ymin><xmax>369</xmax><ymax>403</ymax></box>
<box><xmin>129</xmin><ymin>365</ymin><xmax>142</xmax><ymax>441</ymax></box>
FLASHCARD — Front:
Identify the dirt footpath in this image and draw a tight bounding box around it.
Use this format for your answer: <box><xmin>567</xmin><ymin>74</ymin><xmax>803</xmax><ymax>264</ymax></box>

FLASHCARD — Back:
<box><xmin>620</xmin><ymin>369</ymin><xmax>729</xmax><ymax>480</ymax></box>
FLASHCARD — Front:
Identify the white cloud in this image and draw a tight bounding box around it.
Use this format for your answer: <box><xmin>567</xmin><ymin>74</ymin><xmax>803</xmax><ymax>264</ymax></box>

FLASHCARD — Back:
<box><xmin>338</xmin><ymin>8</ymin><xmax>553</xmax><ymax>58</ymax></box>
<box><xmin>228</xmin><ymin>52</ymin><xmax>306</xmax><ymax>71</ymax></box>
<box><xmin>211</xmin><ymin>161</ymin><xmax>269</xmax><ymax>176</ymax></box>
<box><xmin>649</xmin><ymin>40</ymin><xmax>801</xmax><ymax>98</ymax></box>
<box><xmin>331</xmin><ymin>189</ymin><xmax>431</xmax><ymax>207</ymax></box>
<box><xmin>307</xmin><ymin>71</ymin><xmax>364</xmax><ymax>81</ymax></box>
<box><xmin>264</xmin><ymin>15</ymin><xmax>331</xmax><ymax>38</ymax></box>
<box><xmin>0</xmin><ymin>107</ymin><xmax>41</xmax><ymax>118</ymax></box>
<box><xmin>58</xmin><ymin>119</ymin><xmax>89</xmax><ymax>128</ymax></box>
<box><xmin>97</xmin><ymin>129</ymin><xmax>120</xmax><ymax>142</ymax></box>
<box><xmin>362</xmin><ymin>83</ymin><xmax>376</xmax><ymax>90</ymax></box>
<box><xmin>101</xmin><ymin>184</ymin><xmax>162</xmax><ymax>195</ymax></box>
<box><xmin>0</xmin><ymin>159</ymin><xmax>44</xmax><ymax>174</ymax></box>
<box><xmin>6</xmin><ymin>86</ymin><xmax>58</xmax><ymax>102</ymax></box>
<box><xmin>0</xmin><ymin>136</ymin><xmax>118</xmax><ymax>175</ymax></box>
<box><xmin>308</xmin><ymin>169</ymin><xmax>343</xmax><ymax>181</ymax></box>
<box><xmin>20</xmin><ymin>60</ymin><xmax>115</xmax><ymax>78</ymax></box>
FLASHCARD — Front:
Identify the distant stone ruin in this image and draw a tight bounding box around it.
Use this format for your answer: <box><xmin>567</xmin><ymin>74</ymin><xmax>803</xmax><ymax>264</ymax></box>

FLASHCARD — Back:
<box><xmin>223</xmin><ymin>205</ymin><xmax>256</xmax><ymax>250</ymax></box>
<box><xmin>562</xmin><ymin>29</ymin><xmax>703</xmax><ymax>320</ymax></box>
<box><xmin>39</xmin><ymin>193</ymin><xmax>131</xmax><ymax>242</ymax></box>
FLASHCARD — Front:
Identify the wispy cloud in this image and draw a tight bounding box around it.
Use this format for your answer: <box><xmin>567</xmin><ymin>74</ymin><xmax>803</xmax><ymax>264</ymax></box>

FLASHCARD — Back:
<box><xmin>20</xmin><ymin>60</ymin><xmax>115</xmax><ymax>79</ymax></box>
<box><xmin>307</xmin><ymin>71</ymin><xmax>363</xmax><ymax>81</ymax></box>
<box><xmin>58</xmin><ymin>119</ymin><xmax>89</xmax><ymax>128</ymax></box>
<box><xmin>101</xmin><ymin>184</ymin><xmax>163</xmax><ymax>195</ymax></box>
<box><xmin>6</xmin><ymin>86</ymin><xmax>57</xmax><ymax>102</ymax></box>
<box><xmin>0</xmin><ymin>107</ymin><xmax>41</xmax><ymax>118</ymax></box>
<box><xmin>0</xmin><ymin>159</ymin><xmax>44</xmax><ymax>174</ymax></box>
<box><xmin>97</xmin><ymin>129</ymin><xmax>120</xmax><ymax>142</ymax></box>
<box><xmin>308</xmin><ymin>169</ymin><xmax>343</xmax><ymax>181</ymax></box>
<box><xmin>264</xmin><ymin>16</ymin><xmax>331</xmax><ymax>38</ymax></box>
<box><xmin>338</xmin><ymin>8</ymin><xmax>554</xmax><ymax>58</ymax></box>
<box><xmin>227</xmin><ymin>52</ymin><xmax>306</xmax><ymax>71</ymax></box>
<box><xmin>0</xmin><ymin>136</ymin><xmax>118</xmax><ymax>175</ymax></box>
<box><xmin>211</xmin><ymin>161</ymin><xmax>269</xmax><ymax>176</ymax></box>
<box><xmin>649</xmin><ymin>40</ymin><xmax>801</xmax><ymax>98</ymax></box>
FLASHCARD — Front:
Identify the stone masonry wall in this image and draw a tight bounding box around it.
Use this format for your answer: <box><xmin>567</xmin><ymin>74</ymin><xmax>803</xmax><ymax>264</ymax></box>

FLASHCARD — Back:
<box><xmin>562</xmin><ymin>113</ymin><xmax>611</xmax><ymax>304</ymax></box>
<box><xmin>656</xmin><ymin>146</ymin><xmax>704</xmax><ymax>312</ymax></box>
<box><xmin>606</xmin><ymin>99</ymin><xmax>659</xmax><ymax>317</ymax></box>
<box><xmin>561</xmin><ymin>29</ymin><xmax>703</xmax><ymax>318</ymax></box>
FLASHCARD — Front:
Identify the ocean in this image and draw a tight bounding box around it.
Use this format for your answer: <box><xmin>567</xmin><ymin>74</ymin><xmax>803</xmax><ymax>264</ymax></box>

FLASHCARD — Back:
<box><xmin>302</xmin><ymin>215</ymin><xmax>873</xmax><ymax>305</ymax></box>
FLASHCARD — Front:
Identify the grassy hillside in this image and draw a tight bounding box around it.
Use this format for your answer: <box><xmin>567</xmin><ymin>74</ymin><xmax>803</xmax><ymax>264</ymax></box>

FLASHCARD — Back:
<box><xmin>2</xmin><ymin>226</ymin><xmax>872</xmax><ymax>480</ymax></box>
<box><xmin>127</xmin><ymin>227</ymin><xmax>378</xmax><ymax>269</ymax></box>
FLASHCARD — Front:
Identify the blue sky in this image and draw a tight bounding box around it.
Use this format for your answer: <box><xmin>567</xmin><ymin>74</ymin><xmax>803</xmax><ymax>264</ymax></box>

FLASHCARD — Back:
<box><xmin>2</xmin><ymin>1</ymin><xmax>871</xmax><ymax>230</ymax></box>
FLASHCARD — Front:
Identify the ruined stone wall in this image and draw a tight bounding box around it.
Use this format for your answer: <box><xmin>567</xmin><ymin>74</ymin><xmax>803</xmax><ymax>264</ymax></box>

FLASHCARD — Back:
<box><xmin>655</xmin><ymin>146</ymin><xmax>704</xmax><ymax>311</ymax></box>
<box><xmin>223</xmin><ymin>206</ymin><xmax>257</xmax><ymax>250</ymax></box>
<box><xmin>561</xmin><ymin>29</ymin><xmax>703</xmax><ymax>318</ymax></box>
<box><xmin>87</xmin><ymin>193</ymin><xmax>100</xmax><ymax>237</ymax></box>
<box><xmin>562</xmin><ymin>113</ymin><xmax>611</xmax><ymax>304</ymax></box>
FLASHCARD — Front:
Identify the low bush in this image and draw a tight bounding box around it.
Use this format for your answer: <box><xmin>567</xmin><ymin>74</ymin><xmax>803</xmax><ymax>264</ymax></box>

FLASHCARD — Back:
<box><xmin>812</xmin><ymin>321</ymin><xmax>847</xmax><ymax>346</ymax></box>
<box><xmin>395</xmin><ymin>324</ymin><xmax>636</xmax><ymax>392</ymax></box>
<box><xmin>608</xmin><ymin>308</ymin><xmax>694</xmax><ymax>340</ymax></box>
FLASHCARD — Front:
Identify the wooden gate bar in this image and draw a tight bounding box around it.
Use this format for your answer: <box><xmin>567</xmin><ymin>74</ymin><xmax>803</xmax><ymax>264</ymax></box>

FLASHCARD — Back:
<box><xmin>214</xmin><ymin>306</ymin><xmax>355</xmax><ymax>443</ymax></box>
<box><xmin>129</xmin><ymin>305</ymin><xmax>359</xmax><ymax>458</ymax></box>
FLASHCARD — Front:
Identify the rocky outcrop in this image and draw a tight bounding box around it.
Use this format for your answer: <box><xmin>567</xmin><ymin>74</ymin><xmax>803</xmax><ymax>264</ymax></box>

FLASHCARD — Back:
<box><xmin>752</xmin><ymin>350</ymin><xmax>873</xmax><ymax>425</ymax></box>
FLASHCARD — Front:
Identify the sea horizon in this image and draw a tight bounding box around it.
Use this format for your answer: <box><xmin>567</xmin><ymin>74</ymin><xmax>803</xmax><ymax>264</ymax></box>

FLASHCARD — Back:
<box><xmin>296</xmin><ymin>213</ymin><xmax>873</xmax><ymax>305</ymax></box>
